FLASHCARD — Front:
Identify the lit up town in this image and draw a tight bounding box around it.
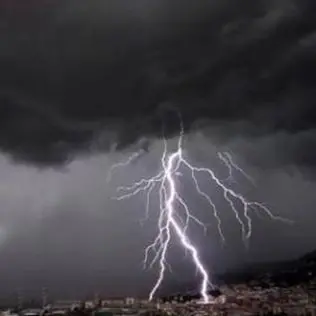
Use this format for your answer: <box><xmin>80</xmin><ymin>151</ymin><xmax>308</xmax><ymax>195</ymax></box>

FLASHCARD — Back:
<box><xmin>1</xmin><ymin>275</ymin><xmax>316</xmax><ymax>316</ymax></box>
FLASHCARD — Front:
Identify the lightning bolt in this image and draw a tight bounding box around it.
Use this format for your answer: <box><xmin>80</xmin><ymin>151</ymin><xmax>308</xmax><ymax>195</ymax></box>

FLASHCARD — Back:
<box><xmin>110</xmin><ymin>125</ymin><xmax>292</xmax><ymax>304</ymax></box>
<box><xmin>106</xmin><ymin>150</ymin><xmax>143</xmax><ymax>183</ymax></box>
<box><xmin>218</xmin><ymin>151</ymin><xmax>256</xmax><ymax>186</ymax></box>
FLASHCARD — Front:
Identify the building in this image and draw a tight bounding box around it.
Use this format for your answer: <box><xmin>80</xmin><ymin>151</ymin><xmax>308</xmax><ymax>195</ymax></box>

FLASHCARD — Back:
<box><xmin>125</xmin><ymin>298</ymin><xmax>135</xmax><ymax>306</ymax></box>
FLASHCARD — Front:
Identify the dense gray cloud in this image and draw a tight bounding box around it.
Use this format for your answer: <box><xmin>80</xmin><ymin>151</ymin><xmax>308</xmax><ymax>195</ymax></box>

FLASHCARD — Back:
<box><xmin>0</xmin><ymin>0</ymin><xmax>316</xmax><ymax>166</ymax></box>
<box><xmin>1</xmin><ymin>0</ymin><xmax>316</xmax><ymax>301</ymax></box>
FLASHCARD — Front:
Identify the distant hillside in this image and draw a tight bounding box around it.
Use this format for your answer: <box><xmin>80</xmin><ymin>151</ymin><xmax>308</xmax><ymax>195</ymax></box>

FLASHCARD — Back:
<box><xmin>301</xmin><ymin>249</ymin><xmax>316</xmax><ymax>263</ymax></box>
<box><xmin>219</xmin><ymin>250</ymin><xmax>316</xmax><ymax>287</ymax></box>
<box><xmin>161</xmin><ymin>250</ymin><xmax>316</xmax><ymax>300</ymax></box>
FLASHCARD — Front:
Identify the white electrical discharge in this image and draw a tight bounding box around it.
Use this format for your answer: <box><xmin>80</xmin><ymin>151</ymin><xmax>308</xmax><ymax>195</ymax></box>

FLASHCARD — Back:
<box><xmin>109</xmin><ymin>123</ymin><xmax>292</xmax><ymax>304</ymax></box>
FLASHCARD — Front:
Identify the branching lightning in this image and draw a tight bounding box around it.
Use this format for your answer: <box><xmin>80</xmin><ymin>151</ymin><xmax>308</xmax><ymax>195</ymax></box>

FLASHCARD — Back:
<box><xmin>218</xmin><ymin>152</ymin><xmax>256</xmax><ymax>186</ymax></box>
<box><xmin>106</xmin><ymin>151</ymin><xmax>144</xmax><ymax>183</ymax></box>
<box><xmin>109</xmin><ymin>123</ymin><xmax>292</xmax><ymax>304</ymax></box>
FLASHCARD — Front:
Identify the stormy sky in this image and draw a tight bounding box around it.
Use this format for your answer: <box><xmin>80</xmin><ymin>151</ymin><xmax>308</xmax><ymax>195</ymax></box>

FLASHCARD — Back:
<box><xmin>0</xmin><ymin>0</ymin><xmax>316</xmax><ymax>300</ymax></box>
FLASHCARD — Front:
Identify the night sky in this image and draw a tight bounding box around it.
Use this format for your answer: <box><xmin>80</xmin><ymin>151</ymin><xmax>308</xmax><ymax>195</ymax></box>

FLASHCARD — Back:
<box><xmin>0</xmin><ymin>0</ymin><xmax>316</xmax><ymax>300</ymax></box>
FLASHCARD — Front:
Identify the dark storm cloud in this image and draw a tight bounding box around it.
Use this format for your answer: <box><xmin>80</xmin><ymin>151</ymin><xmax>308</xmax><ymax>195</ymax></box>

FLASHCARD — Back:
<box><xmin>1</xmin><ymin>0</ymin><xmax>316</xmax><ymax>165</ymax></box>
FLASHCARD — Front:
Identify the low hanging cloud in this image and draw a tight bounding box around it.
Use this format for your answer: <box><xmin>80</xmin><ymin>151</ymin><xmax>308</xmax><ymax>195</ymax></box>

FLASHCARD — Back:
<box><xmin>0</xmin><ymin>0</ymin><xmax>316</xmax><ymax>168</ymax></box>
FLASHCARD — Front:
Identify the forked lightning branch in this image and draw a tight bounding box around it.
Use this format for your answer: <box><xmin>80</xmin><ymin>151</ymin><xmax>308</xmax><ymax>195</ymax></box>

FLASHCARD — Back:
<box><xmin>108</xmin><ymin>127</ymin><xmax>292</xmax><ymax>304</ymax></box>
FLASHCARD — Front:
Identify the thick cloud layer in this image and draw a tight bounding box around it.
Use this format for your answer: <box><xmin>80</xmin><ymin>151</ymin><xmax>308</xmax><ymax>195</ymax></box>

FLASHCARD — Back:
<box><xmin>1</xmin><ymin>0</ymin><xmax>316</xmax><ymax>166</ymax></box>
